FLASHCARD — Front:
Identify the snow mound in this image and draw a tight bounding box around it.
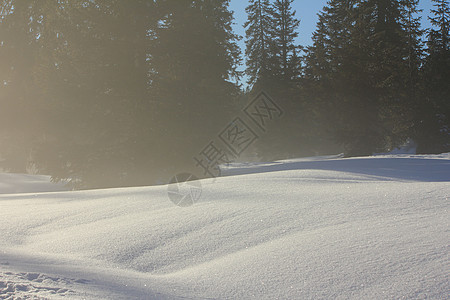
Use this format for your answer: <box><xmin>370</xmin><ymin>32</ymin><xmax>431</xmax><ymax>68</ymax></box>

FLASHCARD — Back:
<box><xmin>0</xmin><ymin>154</ymin><xmax>449</xmax><ymax>299</ymax></box>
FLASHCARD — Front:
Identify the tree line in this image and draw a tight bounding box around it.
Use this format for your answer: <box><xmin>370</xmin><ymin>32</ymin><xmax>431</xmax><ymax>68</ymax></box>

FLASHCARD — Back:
<box><xmin>0</xmin><ymin>0</ymin><xmax>448</xmax><ymax>188</ymax></box>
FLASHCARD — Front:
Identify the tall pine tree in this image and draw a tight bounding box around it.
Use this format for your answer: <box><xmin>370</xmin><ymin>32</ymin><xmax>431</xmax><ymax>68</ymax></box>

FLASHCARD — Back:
<box><xmin>148</xmin><ymin>0</ymin><xmax>241</xmax><ymax>180</ymax></box>
<box><xmin>244</xmin><ymin>0</ymin><xmax>274</xmax><ymax>87</ymax></box>
<box><xmin>416</xmin><ymin>0</ymin><xmax>450</xmax><ymax>153</ymax></box>
<box><xmin>270</xmin><ymin>0</ymin><xmax>301</xmax><ymax>81</ymax></box>
<box><xmin>305</xmin><ymin>0</ymin><xmax>422</xmax><ymax>156</ymax></box>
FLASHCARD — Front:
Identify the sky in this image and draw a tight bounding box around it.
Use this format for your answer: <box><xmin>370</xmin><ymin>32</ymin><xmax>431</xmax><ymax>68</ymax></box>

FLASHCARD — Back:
<box><xmin>230</xmin><ymin>0</ymin><xmax>436</xmax><ymax>49</ymax></box>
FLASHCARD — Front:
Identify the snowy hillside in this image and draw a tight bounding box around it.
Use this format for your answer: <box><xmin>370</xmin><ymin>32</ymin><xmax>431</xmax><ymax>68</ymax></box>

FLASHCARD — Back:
<box><xmin>0</xmin><ymin>154</ymin><xmax>449</xmax><ymax>299</ymax></box>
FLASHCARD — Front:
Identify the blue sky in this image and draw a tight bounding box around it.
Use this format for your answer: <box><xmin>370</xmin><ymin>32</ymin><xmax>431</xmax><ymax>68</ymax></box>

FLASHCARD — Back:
<box><xmin>230</xmin><ymin>0</ymin><xmax>436</xmax><ymax>47</ymax></box>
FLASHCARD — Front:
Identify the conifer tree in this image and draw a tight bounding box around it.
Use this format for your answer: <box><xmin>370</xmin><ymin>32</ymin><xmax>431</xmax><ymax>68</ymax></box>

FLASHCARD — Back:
<box><xmin>400</xmin><ymin>0</ymin><xmax>424</xmax><ymax>91</ymax></box>
<box><xmin>148</xmin><ymin>0</ymin><xmax>242</xmax><ymax>180</ymax></box>
<box><xmin>305</xmin><ymin>0</ymin><xmax>423</xmax><ymax>156</ymax></box>
<box><xmin>416</xmin><ymin>0</ymin><xmax>450</xmax><ymax>153</ymax></box>
<box><xmin>305</xmin><ymin>0</ymin><xmax>368</xmax><ymax>155</ymax></box>
<box><xmin>428</xmin><ymin>0</ymin><xmax>450</xmax><ymax>50</ymax></box>
<box><xmin>0</xmin><ymin>0</ymin><xmax>242</xmax><ymax>186</ymax></box>
<box><xmin>35</xmin><ymin>0</ymin><xmax>157</xmax><ymax>188</ymax></box>
<box><xmin>244</xmin><ymin>0</ymin><xmax>274</xmax><ymax>87</ymax></box>
<box><xmin>270</xmin><ymin>0</ymin><xmax>301</xmax><ymax>81</ymax></box>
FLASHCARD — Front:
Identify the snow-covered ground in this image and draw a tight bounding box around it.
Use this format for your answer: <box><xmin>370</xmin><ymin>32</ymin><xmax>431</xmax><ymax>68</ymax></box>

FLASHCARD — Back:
<box><xmin>0</xmin><ymin>154</ymin><xmax>449</xmax><ymax>299</ymax></box>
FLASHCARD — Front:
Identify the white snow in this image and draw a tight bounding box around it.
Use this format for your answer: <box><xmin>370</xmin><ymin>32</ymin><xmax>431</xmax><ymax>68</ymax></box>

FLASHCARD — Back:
<box><xmin>0</xmin><ymin>154</ymin><xmax>449</xmax><ymax>299</ymax></box>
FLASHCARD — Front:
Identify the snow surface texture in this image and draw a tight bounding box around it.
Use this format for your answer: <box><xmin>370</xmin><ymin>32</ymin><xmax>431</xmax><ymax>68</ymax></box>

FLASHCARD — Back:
<box><xmin>0</xmin><ymin>154</ymin><xmax>449</xmax><ymax>299</ymax></box>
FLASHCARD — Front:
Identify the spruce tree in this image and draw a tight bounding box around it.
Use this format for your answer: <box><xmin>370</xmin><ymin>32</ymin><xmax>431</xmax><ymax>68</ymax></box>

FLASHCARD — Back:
<box><xmin>305</xmin><ymin>0</ymin><xmax>368</xmax><ymax>155</ymax></box>
<box><xmin>367</xmin><ymin>0</ymin><xmax>423</xmax><ymax>151</ymax></box>
<box><xmin>270</xmin><ymin>0</ymin><xmax>301</xmax><ymax>81</ymax></box>
<box><xmin>249</xmin><ymin>1</ymin><xmax>312</xmax><ymax>160</ymax></box>
<box><xmin>399</xmin><ymin>0</ymin><xmax>424</xmax><ymax>92</ymax></box>
<box><xmin>148</xmin><ymin>0</ymin><xmax>242</xmax><ymax>180</ymax></box>
<box><xmin>0</xmin><ymin>0</ymin><xmax>159</xmax><ymax>187</ymax></box>
<box><xmin>428</xmin><ymin>0</ymin><xmax>450</xmax><ymax>50</ymax></box>
<box><xmin>244</xmin><ymin>0</ymin><xmax>274</xmax><ymax>87</ymax></box>
<box><xmin>416</xmin><ymin>0</ymin><xmax>450</xmax><ymax>153</ymax></box>
<box><xmin>305</xmin><ymin>0</ymin><xmax>422</xmax><ymax>156</ymax></box>
<box><xmin>305</xmin><ymin>0</ymin><xmax>357</xmax><ymax>82</ymax></box>
<box><xmin>0</xmin><ymin>0</ymin><xmax>242</xmax><ymax>186</ymax></box>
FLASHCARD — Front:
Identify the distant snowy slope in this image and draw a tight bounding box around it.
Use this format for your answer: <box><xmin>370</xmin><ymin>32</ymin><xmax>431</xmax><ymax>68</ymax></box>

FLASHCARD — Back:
<box><xmin>0</xmin><ymin>154</ymin><xmax>449</xmax><ymax>299</ymax></box>
<box><xmin>0</xmin><ymin>173</ymin><xmax>67</xmax><ymax>194</ymax></box>
<box><xmin>221</xmin><ymin>153</ymin><xmax>450</xmax><ymax>181</ymax></box>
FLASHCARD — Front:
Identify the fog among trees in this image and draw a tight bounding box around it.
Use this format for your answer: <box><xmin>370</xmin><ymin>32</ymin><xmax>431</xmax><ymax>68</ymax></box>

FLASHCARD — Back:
<box><xmin>0</xmin><ymin>0</ymin><xmax>449</xmax><ymax>189</ymax></box>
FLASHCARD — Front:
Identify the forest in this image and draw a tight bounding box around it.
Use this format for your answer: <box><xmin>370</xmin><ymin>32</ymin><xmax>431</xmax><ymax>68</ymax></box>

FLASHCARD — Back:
<box><xmin>0</xmin><ymin>0</ymin><xmax>449</xmax><ymax>188</ymax></box>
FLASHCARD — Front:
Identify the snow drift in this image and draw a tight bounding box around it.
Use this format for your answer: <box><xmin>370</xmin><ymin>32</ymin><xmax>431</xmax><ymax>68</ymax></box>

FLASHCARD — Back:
<box><xmin>0</xmin><ymin>154</ymin><xmax>449</xmax><ymax>299</ymax></box>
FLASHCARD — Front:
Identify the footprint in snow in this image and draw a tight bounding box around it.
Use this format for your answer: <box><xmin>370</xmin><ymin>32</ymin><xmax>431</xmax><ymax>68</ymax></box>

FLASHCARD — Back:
<box><xmin>0</xmin><ymin>271</ymin><xmax>91</xmax><ymax>299</ymax></box>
